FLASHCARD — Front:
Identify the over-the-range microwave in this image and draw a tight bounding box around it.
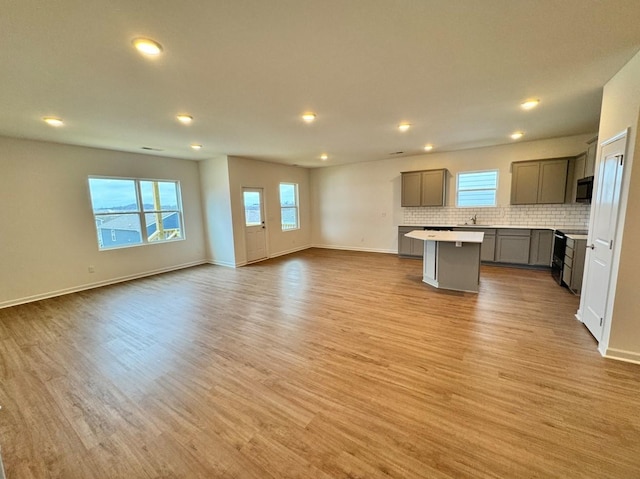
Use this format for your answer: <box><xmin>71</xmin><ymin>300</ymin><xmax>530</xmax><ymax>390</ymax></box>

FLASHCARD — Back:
<box><xmin>576</xmin><ymin>176</ymin><xmax>594</xmax><ymax>203</ymax></box>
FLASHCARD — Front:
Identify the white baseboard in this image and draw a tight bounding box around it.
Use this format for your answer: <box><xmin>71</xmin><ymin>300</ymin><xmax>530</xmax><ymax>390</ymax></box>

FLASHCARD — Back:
<box><xmin>312</xmin><ymin>244</ymin><xmax>396</xmax><ymax>254</ymax></box>
<box><xmin>603</xmin><ymin>348</ymin><xmax>640</xmax><ymax>365</ymax></box>
<box><xmin>0</xmin><ymin>260</ymin><xmax>207</xmax><ymax>310</ymax></box>
<box><xmin>269</xmin><ymin>245</ymin><xmax>311</xmax><ymax>258</ymax></box>
<box><xmin>207</xmin><ymin>259</ymin><xmax>238</xmax><ymax>268</ymax></box>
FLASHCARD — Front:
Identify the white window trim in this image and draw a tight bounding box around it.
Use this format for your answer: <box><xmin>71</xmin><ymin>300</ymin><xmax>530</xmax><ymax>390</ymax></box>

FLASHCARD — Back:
<box><xmin>279</xmin><ymin>182</ymin><xmax>300</xmax><ymax>231</ymax></box>
<box><xmin>456</xmin><ymin>169</ymin><xmax>499</xmax><ymax>208</ymax></box>
<box><xmin>88</xmin><ymin>176</ymin><xmax>186</xmax><ymax>251</ymax></box>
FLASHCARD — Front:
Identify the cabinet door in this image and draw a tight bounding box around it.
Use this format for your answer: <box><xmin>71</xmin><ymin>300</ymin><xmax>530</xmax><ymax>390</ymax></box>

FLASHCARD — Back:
<box><xmin>529</xmin><ymin>229</ymin><xmax>553</xmax><ymax>266</ymax></box>
<box><xmin>410</xmin><ymin>237</ymin><xmax>424</xmax><ymax>257</ymax></box>
<box><xmin>538</xmin><ymin>159</ymin><xmax>568</xmax><ymax>204</ymax></box>
<box><xmin>585</xmin><ymin>138</ymin><xmax>598</xmax><ymax>178</ymax></box>
<box><xmin>398</xmin><ymin>229</ymin><xmax>414</xmax><ymax>256</ymax></box>
<box><xmin>401</xmin><ymin>172</ymin><xmax>422</xmax><ymax>207</ymax></box>
<box><xmin>481</xmin><ymin>235</ymin><xmax>496</xmax><ymax>262</ymax></box>
<box><xmin>511</xmin><ymin>162</ymin><xmax>540</xmax><ymax>204</ymax></box>
<box><xmin>420</xmin><ymin>170</ymin><xmax>445</xmax><ymax>206</ymax></box>
<box><xmin>496</xmin><ymin>235</ymin><xmax>531</xmax><ymax>264</ymax></box>
<box><xmin>570</xmin><ymin>239</ymin><xmax>587</xmax><ymax>294</ymax></box>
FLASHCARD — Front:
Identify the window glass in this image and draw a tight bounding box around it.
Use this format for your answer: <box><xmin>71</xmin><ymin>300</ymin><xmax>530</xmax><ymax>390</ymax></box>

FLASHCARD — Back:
<box><xmin>243</xmin><ymin>191</ymin><xmax>262</xmax><ymax>226</ymax></box>
<box><xmin>279</xmin><ymin>183</ymin><xmax>299</xmax><ymax>230</ymax></box>
<box><xmin>456</xmin><ymin>170</ymin><xmax>498</xmax><ymax>207</ymax></box>
<box><xmin>88</xmin><ymin>177</ymin><xmax>184</xmax><ymax>250</ymax></box>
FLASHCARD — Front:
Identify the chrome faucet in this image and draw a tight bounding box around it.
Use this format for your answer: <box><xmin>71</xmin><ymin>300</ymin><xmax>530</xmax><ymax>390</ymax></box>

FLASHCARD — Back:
<box><xmin>470</xmin><ymin>214</ymin><xmax>477</xmax><ymax>225</ymax></box>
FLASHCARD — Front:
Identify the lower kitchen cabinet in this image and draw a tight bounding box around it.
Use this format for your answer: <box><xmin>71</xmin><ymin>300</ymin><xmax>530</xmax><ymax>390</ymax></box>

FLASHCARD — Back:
<box><xmin>398</xmin><ymin>226</ymin><xmax>424</xmax><ymax>258</ymax></box>
<box><xmin>529</xmin><ymin>229</ymin><xmax>553</xmax><ymax>266</ymax></box>
<box><xmin>495</xmin><ymin>229</ymin><xmax>531</xmax><ymax>264</ymax></box>
<box><xmin>564</xmin><ymin>237</ymin><xmax>587</xmax><ymax>294</ymax></box>
<box><xmin>454</xmin><ymin>227</ymin><xmax>496</xmax><ymax>262</ymax></box>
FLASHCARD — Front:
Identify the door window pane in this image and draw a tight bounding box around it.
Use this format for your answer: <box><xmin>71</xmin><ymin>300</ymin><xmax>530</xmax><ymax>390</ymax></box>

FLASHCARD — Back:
<box><xmin>243</xmin><ymin>191</ymin><xmax>262</xmax><ymax>226</ymax></box>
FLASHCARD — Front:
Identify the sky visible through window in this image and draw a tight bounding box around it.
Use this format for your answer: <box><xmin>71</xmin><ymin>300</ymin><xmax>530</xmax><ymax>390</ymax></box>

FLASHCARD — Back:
<box><xmin>89</xmin><ymin>178</ymin><xmax>178</xmax><ymax>211</ymax></box>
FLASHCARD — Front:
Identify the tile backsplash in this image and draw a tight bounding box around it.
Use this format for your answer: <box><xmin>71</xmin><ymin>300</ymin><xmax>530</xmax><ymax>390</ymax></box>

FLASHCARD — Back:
<box><xmin>403</xmin><ymin>204</ymin><xmax>591</xmax><ymax>229</ymax></box>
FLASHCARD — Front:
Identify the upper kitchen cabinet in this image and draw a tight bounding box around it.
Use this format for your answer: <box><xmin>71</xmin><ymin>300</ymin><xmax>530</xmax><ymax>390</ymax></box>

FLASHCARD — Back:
<box><xmin>585</xmin><ymin>136</ymin><xmax>598</xmax><ymax>178</ymax></box>
<box><xmin>510</xmin><ymin>158</ymin><xmax>569</xmax><ymax>205</ymax></box>
<box><xmin>401</xmin><ymin>169</ymin><xmax>447</xmax><ymax>207</ymax></box>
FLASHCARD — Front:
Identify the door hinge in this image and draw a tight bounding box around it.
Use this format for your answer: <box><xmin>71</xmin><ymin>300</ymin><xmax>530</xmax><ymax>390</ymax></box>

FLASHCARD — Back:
<box><xmin>610</xmin><ymin>239</ymin><xmax>613</xmax><ymax>249</ymax></box>
<box><xmin>619</xmin><ymin>154</ymin><xmax>624</xmax><ymax>166</ymax></box>
<box><xmin>600</xmin><ymin>317</ymin><xmax>603</xmax><ymax>327</ymax></box>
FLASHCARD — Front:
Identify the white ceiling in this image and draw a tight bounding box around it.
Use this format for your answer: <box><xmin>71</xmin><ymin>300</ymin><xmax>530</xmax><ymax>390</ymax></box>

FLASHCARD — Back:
<box><xmin>1</xmin><ymin>1</ymin><xmax>640</xmax><ymax>168</ymax></box>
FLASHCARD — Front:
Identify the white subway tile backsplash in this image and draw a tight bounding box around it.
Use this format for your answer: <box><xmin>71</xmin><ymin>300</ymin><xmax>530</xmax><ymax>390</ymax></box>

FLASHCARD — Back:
<box><xmin>403</xmin><ymin>204</ymin><xmax>590</xmax><ymax>229</ymax></box>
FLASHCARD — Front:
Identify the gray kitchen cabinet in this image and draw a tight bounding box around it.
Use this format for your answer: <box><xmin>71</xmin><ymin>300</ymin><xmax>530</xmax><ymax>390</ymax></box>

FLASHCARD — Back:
<box><xmin>398</xmin><ymin>226</ymin><xmax>423</xmax><ymax>258</ymax></box>
<box><xmin>567</xmin><ymin>152</ymin><xmax>587</xmax><ymax>203</ymax></box>
<box><xmin>510</xmin><ymin>158</ymin><xmax>569</xmax><ymax>205</ymax></box>
<box><xmin>529</xmin><ymin>229</ymin><xmax>553</xmax><ymax>266</ymax></box>
<box><xmin>401</xmin><ymin>169</ymin><xmax>446</xmax><ymax>207</ymax></box>
<box><xmin>563</xmin><ymin>237</ymin><xmax>587</xmax><ymax>294</ymax></box>
<box><xmin>495</xmin><ymin>229</ymin><xmax>531</xmax><ymax>264</ymax></box>
<box><xmin>454</xmin><ymin>227</ymin><xmax>496</xmax><ymax>262</ymax></box>
<box><xmin>585</xmin><ymin>136</ymin><xmax>598</xmax><ymax>178</ymax></box>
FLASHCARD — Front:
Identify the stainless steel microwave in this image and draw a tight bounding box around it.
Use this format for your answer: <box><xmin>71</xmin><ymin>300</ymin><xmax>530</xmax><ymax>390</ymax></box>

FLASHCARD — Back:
<box><xmin>576</xmin><ymin>176</ymin><xmax>594</xmax><ymax>203</ymax></box>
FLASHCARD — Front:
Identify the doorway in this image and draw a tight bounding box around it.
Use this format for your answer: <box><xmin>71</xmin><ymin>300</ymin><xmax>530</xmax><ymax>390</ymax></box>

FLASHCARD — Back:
<box><xmin>242</xmin><ymin>187</ymin><xmax>267</xmax><ymax>263</ymax></box>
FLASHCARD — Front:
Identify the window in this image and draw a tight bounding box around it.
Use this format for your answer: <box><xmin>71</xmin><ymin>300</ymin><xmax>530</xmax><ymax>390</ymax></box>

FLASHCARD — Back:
<box><xmin>88</xmin><ymin>177</ymin><xmax>184</xmax><ymax>250</ymax></box>
<box><xmin>279</xmin><ymin>183</ymin><xmax>299</xmax><ymax>230</ymax></box>
<box><xmin>456</xmin><ymin>170</ymin><xmax>498</xmax><ymax>207</ymax></box>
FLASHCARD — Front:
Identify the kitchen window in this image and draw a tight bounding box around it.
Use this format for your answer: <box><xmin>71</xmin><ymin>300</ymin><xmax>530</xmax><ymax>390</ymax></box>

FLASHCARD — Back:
<box><xmin>456</xmin><ymin>169</ymin><xmax>498</xmax><ymax>207</ymax></box>
<box><xmin>279</xmin><ymin>182</ymin><xmax>299</xmax><ymax>231</ymax></box>
<box><xmin>88</xmin><ymin>177</ymin><xmax>184</xmax><ymax>250</ymax></box>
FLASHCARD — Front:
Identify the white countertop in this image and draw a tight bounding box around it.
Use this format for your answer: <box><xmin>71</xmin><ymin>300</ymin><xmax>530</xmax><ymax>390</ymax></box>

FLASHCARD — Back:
<box><xmin>405</xmin><ymin>230</ymin><xmax>484</xmax><ymax>243</ymax></box>
<box><xmin>566</xmin><ymin>234</ymin><xmax>588</xmax><ymax>240</ymax></box>
<box><xmin>400</xmin><ymin>224</ymin><xmax>587</xmax><ymax>231</ymax></box>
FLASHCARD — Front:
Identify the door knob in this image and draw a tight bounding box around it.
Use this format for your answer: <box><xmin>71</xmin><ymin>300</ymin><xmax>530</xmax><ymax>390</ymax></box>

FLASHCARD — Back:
<box><xmin>587</xmin><ymin>244</ymin><xmax>595</xmax><ymax>249</ymax></box>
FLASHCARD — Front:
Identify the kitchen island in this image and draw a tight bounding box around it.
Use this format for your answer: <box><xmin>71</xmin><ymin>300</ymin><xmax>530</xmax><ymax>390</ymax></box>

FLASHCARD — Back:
<box><xmin>405</xmin><ymin>230</ymin><xmax>484</xmax><ymax>293</ymax></box>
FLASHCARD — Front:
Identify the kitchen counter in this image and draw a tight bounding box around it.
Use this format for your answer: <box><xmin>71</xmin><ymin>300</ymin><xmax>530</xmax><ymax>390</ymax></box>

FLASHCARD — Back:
<box><xmin>566</xmin><ymin>234</ymin><xmax>588</xmax><ymax>240</ymax></box>
<box><xmin>404</xmin><ymin>230</ymin><xmax>484</xmax><ymax>243</ymax></box>
<box><xmin>400</xmin><ymin>224</ymin><xmax>584</xmax><ymax>231</ymax></box>
<box><xmin>405</xmin><ymin>230</ymin><xmax>483</xmax><ymax>293</ymax></box>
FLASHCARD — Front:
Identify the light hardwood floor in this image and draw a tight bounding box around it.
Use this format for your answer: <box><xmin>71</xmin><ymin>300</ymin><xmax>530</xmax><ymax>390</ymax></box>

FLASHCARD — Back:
<box><xmin>0</xmin><ymin>248</ymin><xmax>639</xmax><ymax>478</ymax></box>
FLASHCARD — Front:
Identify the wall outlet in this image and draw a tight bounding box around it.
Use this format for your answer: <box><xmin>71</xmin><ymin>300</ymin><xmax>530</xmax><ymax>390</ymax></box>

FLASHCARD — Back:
<box><xmin>88</xmin><ymin>265</ymin><xmax>95</xmax><ymax>273</ymax></box>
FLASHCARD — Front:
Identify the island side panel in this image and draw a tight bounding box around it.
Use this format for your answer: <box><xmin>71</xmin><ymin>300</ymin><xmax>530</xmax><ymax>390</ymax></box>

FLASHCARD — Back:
<box><xmin>436</xmin><ymin>242</ymin><xmax>481</xmax><ymax>293</ymax></box>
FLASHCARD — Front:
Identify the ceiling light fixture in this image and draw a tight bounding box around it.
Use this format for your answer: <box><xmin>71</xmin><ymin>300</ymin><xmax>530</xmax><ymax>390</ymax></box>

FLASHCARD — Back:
<box><xmin>302</xmin><ymin>112</ymin><xmax>316</xmax><ymax>123</ymax></box>
<box><xmin>511</xmin><ymin>131</ymin><xmax>524</xmax><ymax>140</ymax></box>
<box><xmin>190</xmin><ymin>144</ymin><xmax>203</xmax><ymax>150</ymax></box>
<box><xmin>398</xmin><ymin>123</ymin><xmax>411</xmax><ymax>132</ymax></box>
<box><xmin>43</xmin><ymin>117</ymin><xmax>64</xmax><ymax>127</ymax></box>
<box><xmin>176</xmin><ymin>114</ymin><xmax>193</xmax><ymax>124</ymax></box>
<box><xmin>132</xmin><ymin>37</ymin><xmax>163</xmax><ymax>56</ymax></box>
<box><xmin>521</xmin><ymin>99</ymin><xmax>540</xmax><ymax>110</ymax></box>
<box><xmin>320</xmin><ymin>154</ymin><xmax>328</xmax><ymax>161</ymax></box>
<box><xmin>424</xmin><ymin>144</ymin><xmax>434</xmax><ymax>151</ymax></box>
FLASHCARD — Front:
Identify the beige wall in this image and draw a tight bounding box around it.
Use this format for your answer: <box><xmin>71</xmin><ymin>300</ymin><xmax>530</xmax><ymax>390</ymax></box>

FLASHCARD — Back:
<box><xmin>0</xmin><ymin>137</ymin><xmax>207</xmax><ymax>308</ymax></box>
<box><xmin>310</xmin><ymin>134</ymin><xmax>593</xmax><ymax>252</ymax></box>
<box><xmin>594</xmin><ymin>50</ymin><xmax>640</xmax><ymax>360</ymax></box>
<box><xmin>227</xmin><ymin>156</ymin><xmax>311</xmax><ymax>265</ymax></box>
<box><xmin>199</xmin><ymin>156</ymin><xmax>236</xmax><ymax>266</ymax></box>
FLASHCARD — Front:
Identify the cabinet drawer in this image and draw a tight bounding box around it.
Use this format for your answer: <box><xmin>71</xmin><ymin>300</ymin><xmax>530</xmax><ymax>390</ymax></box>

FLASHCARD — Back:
<box><xmin>564</xmin><ymin>255</ymin><xmax>573</xmax><ymax>268</ymax></box>
<box><xmin>565</xmin><ymin>245</ymin><xmax>574</xmax><ymax>259</ymax></box>
<box><xmin>563</xmin><ymin>264</ymin><xmax>572</xmax><ymax>285</ymax></box>
<box><xmin>566</xmin><ymin>238</ymin><xmax>575</xmax><ymax>248</ymax></box>
<box><xmin>498</xmin><ymin>229</ymin><xmax>531</xmax><ymax>236</ymax></box>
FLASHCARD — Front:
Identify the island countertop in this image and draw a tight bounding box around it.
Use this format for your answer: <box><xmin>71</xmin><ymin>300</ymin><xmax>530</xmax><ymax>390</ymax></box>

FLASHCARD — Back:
<box><xmin>405</xmin><ymin>230</ymin><xmax>484</xmax><ymax>243</ymax></box>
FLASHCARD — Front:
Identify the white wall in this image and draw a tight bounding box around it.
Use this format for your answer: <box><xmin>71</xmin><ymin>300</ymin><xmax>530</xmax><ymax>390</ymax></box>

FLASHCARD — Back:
<box><xmin>0</xmin><ymin>136</ymin><xmax>207</xmax><ymax>308</ymax></box>
<box><xmin>199</xmin><ymin>156</ymin><xmax>236</xmax><ymax>267</ymax></box>
<box><xmin>591</xmin><ymin>50</ymin><xmax>640</xmax><ymax>361</ymax></box>
<box><xmin>310</xmin><ymin>134</ymin><xmax>594</xmax><ymax>252</ymax></box>
<box><xmin>227</xmin><ymin>156</ymin><xmax>311</xmax><ymax>265</ymax></box>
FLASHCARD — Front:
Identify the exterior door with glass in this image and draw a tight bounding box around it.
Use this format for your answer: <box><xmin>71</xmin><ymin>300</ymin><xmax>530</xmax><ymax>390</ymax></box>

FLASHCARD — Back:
<box><xmin>243</xmin><ymin>188</ymin><xmax>267</xmax><ymax>263</ymax></box>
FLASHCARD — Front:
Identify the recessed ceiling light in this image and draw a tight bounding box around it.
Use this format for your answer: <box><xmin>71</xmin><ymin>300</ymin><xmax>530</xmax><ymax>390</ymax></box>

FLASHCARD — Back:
<box><xmin>424</xmin><ymin>144</ymin><xmax>434</xmax><ymax>151</ymax></box>
<box><xmin>521</xmin><ymin>99</ymin><xmax>540</xmax><ymax>110</ymax></box>
<box><xmin>43</xmin><ymin>117</ymin><xmax>64</xmax><ymax>127</ymax></box>
<box><xmin>190</xmin><ymin>144</ymin><xmax>203</xmax><ymax>150</ymax></box>
<box><xmin>176</xmin><ymin>114</ymin><xmax>193</xmax><ymax>124</ymax></box>
<box><xmin>132</xmin><ymin>37</ymin><xmax>163</xmax><ymax>56</ymax></box>
<box><xmin>320</xmin><ymin>154</ymin><xmax>328</xmax><ymax>161</ymax></box>
<box><xmin>511</xmin><ymin>131</ymin><xmax>524</xmax><ymax>140</ymax></box>
<box><xmin>398</xmin><ymin>123</ymin><xmax>411</xmax><ymax>132</ymax></box>
<box><xmin>302</xmin><ymin>112</ymin><xmax>316</xmax><ymax>123</ymax></box>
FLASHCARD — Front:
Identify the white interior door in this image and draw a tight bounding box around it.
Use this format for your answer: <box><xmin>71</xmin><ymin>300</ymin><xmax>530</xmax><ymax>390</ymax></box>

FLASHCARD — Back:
<box><xmin>581</xmin><ymin>133</ymin><xmax>626</xmax><ymax>341</ymax></box>
<box><xmin>243</xmin><ymin>188</ymin><xmax>267</xmax><ymax>263</ymax></box>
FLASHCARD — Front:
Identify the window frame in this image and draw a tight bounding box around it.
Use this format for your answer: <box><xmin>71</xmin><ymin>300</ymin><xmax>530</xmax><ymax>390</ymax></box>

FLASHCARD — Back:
<box><xmin>88</xmin><ymin>176</ymin><xmax>185</xmax><ymax>251</ymax></box>
<box><xmin>456</xmin><ymin>169</ymin><xmax>499</xmax><ymax>208</ymax></box>
<box><xmin>279</xmin><ymin>182</ymin><xmax>300</xmax><ymax>231</ymax></box>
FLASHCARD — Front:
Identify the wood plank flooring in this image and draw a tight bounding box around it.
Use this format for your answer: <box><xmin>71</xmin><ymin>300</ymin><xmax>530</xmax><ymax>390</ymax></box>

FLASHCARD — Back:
<box><xmin>0</xmin><ymin>248</ymin><xmax>639</xmax><ymax>478</ymax></box>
